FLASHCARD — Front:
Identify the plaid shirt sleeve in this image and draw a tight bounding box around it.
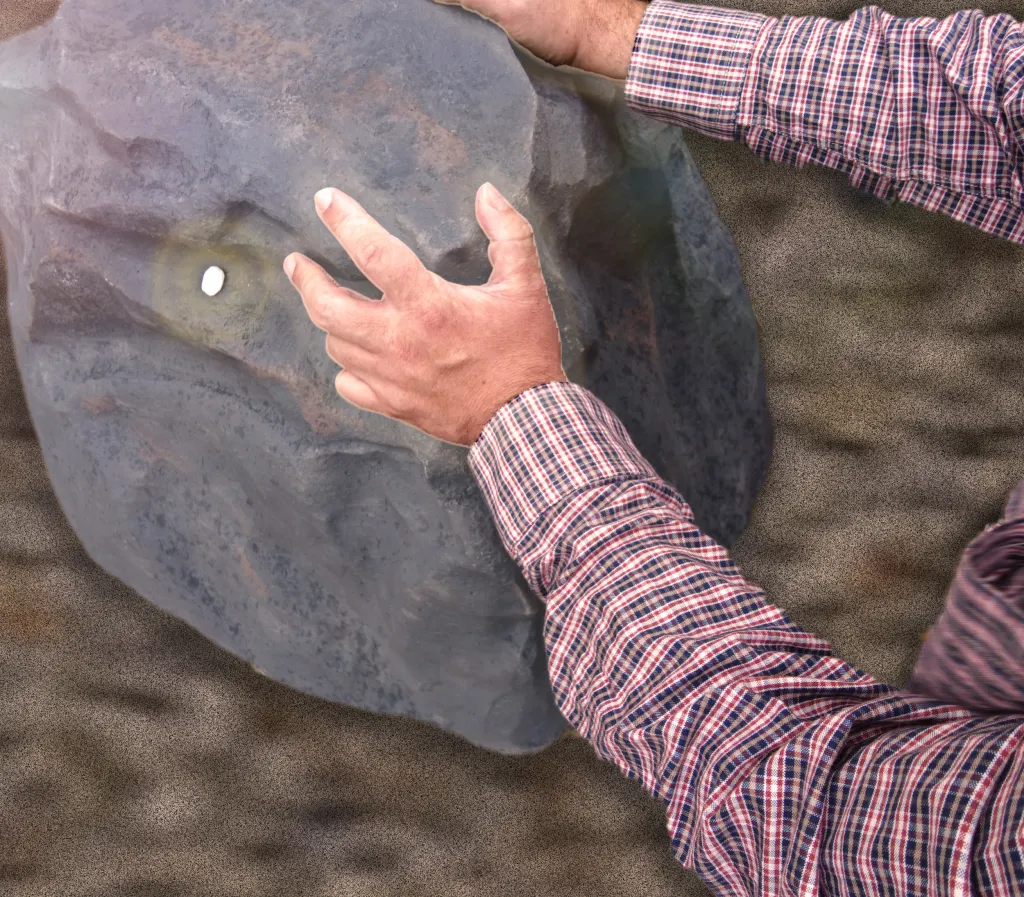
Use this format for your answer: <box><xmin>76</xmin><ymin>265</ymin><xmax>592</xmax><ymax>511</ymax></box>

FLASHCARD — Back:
<box><xmin>908</xmin><ymin>480</ymin><xmax>1024</xmax><ymax>714</ymax></box>
<box><xmin>624</xmin><ymin>1</ymin><xmax>1024</xmax><ymax>246</ymax></box>
<box><xmin>468</xmin><ymin>381</ymin><xmax>1024</xmax><ymax>896</ymax></box>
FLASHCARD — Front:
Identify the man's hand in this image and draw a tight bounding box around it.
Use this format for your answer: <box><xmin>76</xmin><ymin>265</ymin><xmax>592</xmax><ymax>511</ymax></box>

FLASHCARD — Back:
<box><xmin>284</xmin><ymin>185</ymin><xmax>568</xmax><ymax>448</ymax></box>
<box><xmin>433</xmin><ymin>0</ymin><xmax>648</xmax><ymax>80</ymax></box>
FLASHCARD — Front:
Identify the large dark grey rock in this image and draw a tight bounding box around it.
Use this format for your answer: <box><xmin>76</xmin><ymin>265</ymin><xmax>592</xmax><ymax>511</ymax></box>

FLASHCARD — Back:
<box><xmin>0</xmin><ymin>0</ymin><xmax>772</xmax><ymax>753</ymax></box>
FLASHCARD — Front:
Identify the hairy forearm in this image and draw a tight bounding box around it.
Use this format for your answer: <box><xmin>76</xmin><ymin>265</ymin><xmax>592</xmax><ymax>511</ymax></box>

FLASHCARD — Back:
<box><xmin>573</xmin><ymin>0</ymin><xmax>648</xmax><ymax>79</ymax></box>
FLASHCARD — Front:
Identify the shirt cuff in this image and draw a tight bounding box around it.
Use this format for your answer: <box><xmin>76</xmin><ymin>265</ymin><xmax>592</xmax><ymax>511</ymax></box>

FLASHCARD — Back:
<box><xmin>467</xmin><ymin>381</ymin><xmax>660</xmax><ymax>565</ymax></box>
<box><xmin>624</xmin><ymin>0</ymin><xmax>772</xmax><ymax>141</ymax></box>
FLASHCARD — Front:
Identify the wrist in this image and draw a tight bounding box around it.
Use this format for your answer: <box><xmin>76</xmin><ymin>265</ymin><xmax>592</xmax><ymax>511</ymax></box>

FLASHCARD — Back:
<box><xmin>573</xmin><ymin>0</ymin><xmax>648</xmax><ymax>80</ymax></box>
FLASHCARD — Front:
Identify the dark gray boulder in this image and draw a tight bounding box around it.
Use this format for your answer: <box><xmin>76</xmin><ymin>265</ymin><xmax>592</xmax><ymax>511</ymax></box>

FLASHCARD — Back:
<box><xmin>0</xmin><ymin>0</ymin><xmax>772</xmax><ymax>753</ymax></box>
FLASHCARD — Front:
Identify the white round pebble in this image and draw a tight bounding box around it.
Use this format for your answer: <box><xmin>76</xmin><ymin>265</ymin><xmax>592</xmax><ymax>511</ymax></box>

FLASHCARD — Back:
<box><xmin>201</xmin><ymin>265</ymin><xmax>225</xmax><ymax>297</ymax></box>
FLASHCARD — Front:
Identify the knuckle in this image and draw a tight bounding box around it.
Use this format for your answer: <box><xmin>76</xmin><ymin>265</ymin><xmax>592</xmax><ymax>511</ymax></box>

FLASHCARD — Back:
<box><xmin>515</xmin><ymin>217</ymin><xmax>535</xmax><ymax>239</ymax></box>
<box><xmin>354</xmin><ymin>232</ymin><xmax>386</xmax><ymax>268</ymax></box>
<box><xmin>306</xmin><ymin>288</ymin><xmax>332</xmax><ymax>327</ymax></box>
<box><xmin>415</xmin><ymin>301</ymin><xmax>449</xmax><ymax>332</ymax></box>
<box><xmin>388</xmin><ymin>331</ymin><xmax>417</xmax><ymax>364</ymax></box>
<box><xmin>360</xmin><ymin>308</ymin><xmax>389</xmax><ymax>349</ymax></box>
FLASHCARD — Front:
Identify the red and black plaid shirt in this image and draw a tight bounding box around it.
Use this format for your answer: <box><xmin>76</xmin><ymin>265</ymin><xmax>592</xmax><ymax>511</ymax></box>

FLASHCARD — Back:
<box><xmin>468</xmin><ymin>5</ymin><xmax>1024</xmax><ymax>895</ymax></box>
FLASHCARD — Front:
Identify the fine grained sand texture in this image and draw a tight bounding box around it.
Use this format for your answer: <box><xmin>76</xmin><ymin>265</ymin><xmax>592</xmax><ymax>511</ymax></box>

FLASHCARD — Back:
<box><xmin>1</xmin><ymin>2</ymin><xmax>1023</xmax><ymax>895</ymax></box>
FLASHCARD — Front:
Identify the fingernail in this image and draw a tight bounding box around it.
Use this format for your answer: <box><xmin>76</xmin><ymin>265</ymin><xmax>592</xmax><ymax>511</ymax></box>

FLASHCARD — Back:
<box><xmin>284</xmin><ymin>254</ymin><xmax>297</xmax><ymax>278</ymax></box>
<box><xmin>483</xmin><ymin>182</ymin><xmax>510</xmax><ymax>211</ymax></box>
<box><xmin>314</xmin><ymin>188</ymin><xmax>335</xmax><ymax>214</ymax></box>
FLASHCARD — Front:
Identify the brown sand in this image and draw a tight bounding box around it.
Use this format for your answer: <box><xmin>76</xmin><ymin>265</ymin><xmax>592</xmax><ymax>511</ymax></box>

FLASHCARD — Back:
<box><xmin>1</xmin><ymin>1</ymin><xmax>1023</xmax><ymax>894</ymax></box>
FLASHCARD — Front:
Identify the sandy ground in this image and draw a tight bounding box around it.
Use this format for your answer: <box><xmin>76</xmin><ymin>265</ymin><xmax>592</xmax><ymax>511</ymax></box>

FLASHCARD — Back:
<box><xmin>1</xmin><ymin>1</ymin><xmax>1023</xmax><ymax>895</ymax></box>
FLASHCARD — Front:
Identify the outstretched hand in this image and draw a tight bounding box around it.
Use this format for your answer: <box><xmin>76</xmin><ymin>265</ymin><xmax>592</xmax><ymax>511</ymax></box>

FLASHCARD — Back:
<box><xmin>284</xmin><ymin>185</ymin><xmax>567</xmax><ymax>447</ymax></box>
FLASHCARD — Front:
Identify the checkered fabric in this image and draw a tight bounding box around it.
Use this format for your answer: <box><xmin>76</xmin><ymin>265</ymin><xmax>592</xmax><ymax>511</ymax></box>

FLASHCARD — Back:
<box><xmin>624</xmin><ymin>1</ymin><xmax>1024</xmax><ymax>244</ymax></box>
<box><xmin>468</xmin><ymin>382</ymin><xmax>1024</xmax><ymax>896</ymax></box>
<box><xmin>464</xmin><ymin>6</ymin><xmax>1024</xmax><ymax>891</ymax></box>
<box><xmin>910</xmin><ymin>482</ymin><xmax>1024</xmax><ymax>714</ymax></box>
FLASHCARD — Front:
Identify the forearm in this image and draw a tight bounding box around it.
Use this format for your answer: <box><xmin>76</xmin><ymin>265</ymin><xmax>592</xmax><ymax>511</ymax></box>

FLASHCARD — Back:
<box><xmin>469</xmin><ymin>382</ymin><xmax>891</xmax><ymax>789</ymax></box>
<box><xmin>468</xmin><ymin>381</ymin><xmax>1022</xmax><ymax>894</ymax></box>
<box><xmin>573</xmin><ymin>0</ymin><xmax>649</xmax><ymax>79</ymax></box>
<box><xmin>623</xmin><ymin>1</ymin><xmax>1024</xmax><ymax>244</ymax></box>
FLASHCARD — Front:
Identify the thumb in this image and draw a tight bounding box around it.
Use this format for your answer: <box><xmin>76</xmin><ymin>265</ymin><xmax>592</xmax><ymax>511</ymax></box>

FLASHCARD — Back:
<box><xmin>475</xmin><ymin>183</ymin><xmax>544</xmax><ymax>290</ymax></box>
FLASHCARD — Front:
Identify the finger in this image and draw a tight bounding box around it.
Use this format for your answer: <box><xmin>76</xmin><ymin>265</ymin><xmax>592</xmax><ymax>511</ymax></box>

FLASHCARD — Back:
<box><xmin>285</xmin><ymin>253</ymin><xmax>386</xmax><ymax>351</ymax></box>
<box><xmin>324</xmin><ymin>332</ymin><xmax>382</xmax><ymax>377</ymax></box>
<box><xmin>314</xmin><ymin>188</ymin><xmax>428</xmax><ymax>305</ymax></box>
<box><xmin>474</xmin><ymin>183</ymin><xmax>545</xmax><ymax>289</ymax></box>
<box><xmin>334</xmin><ymin>369</ymin><xmax>386</xmax><ymax>415</ymax></box>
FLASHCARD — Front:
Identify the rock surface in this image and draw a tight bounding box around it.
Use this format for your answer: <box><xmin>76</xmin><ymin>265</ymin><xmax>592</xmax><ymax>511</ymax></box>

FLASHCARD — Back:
<box><xmin>0</xmin><ymin>0</ymin><xmax>771</xmax><ymax>753</ymax></box>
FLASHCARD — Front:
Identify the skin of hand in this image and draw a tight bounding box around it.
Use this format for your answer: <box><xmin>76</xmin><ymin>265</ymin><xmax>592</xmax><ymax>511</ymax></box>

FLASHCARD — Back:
<box><xmin>431</xmin><ymin>0</ymin><xmax>649</xmax><ymax>80</ymax></box>
<box><xmin>283</xmin><ymin>184</ymin><xmax>568</xmax><ymax>448</ymax></box>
